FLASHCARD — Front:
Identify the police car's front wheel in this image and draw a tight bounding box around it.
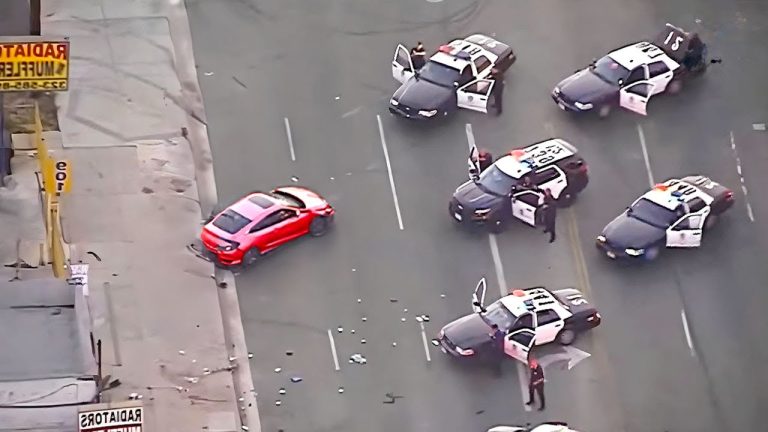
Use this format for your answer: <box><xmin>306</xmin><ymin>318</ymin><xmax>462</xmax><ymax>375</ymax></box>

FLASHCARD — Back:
<box><xmin>598</xmin><ymin>105</ymin><xmax>612</xmax><ymax>118</ymax></box>
<box><xmin>643</xmin><ymin>246</ymin><xmax>660</xmax><ymax>261</ymax></box>
<box><xmin>557</xmin><ymin>329</ymin><xmax>577</xmax><ymax>345</ymax></box>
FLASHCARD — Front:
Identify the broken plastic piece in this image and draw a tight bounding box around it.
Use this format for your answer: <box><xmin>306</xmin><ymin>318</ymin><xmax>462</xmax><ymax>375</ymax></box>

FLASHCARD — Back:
<box><xmin>178</xmin><ymin>350</ymin><xmax>186</xmax><ymax>355</ymax></box>
<box><xmin>350</xmin><ymin>329</ymin><xmax>356</xmax><ymax>334</ymax></box>
<box><xmin>338</xmin><ymin>387</ymin><xmax>344</xmax><ymax>393</ymax></box>
<box><xmin>275</xmin><ymin>400</ymin><xmax>282</xmax><ymax>406</ymax></box>
<box><xmin>290</xmin><ymin>377</ymin><xmax>303</xmax><ymax>383</ymax></box>
<box><xmin>361</xmin><ymin>317</ymin><xmax>367</xmax><ymax>322</ymax></box>
<box><xmin>285</xmin><ymin>351</ymin><xmax>294</xmax><ymax>356</ymax></box>
<box><xmin>279</xmin><ymin>388</ymin><xmax>286</xmax><ymax>395</ymax></box>
<box><xmin>337</xmin><ymin>326</ymin><xmax>344</xmax><ymax>333</ymax></box>
<box><xmin>274</xmin><ymin>367</ymin><xmax>282</xmax><ymax>373</ymax></box>
<box><xmin>361</xmin><ymin>338</ymin><xmax>367</xmax><ymax>344</ymax></box>
<box><xmin>350</xmin><ymin>354</ymin><xmax>367</xmax><ymax>364</ymax></box>
<box><xmin>431</xmin><ymin>339</ymin><xmax>440</xmax><ymax>346</ymax></box>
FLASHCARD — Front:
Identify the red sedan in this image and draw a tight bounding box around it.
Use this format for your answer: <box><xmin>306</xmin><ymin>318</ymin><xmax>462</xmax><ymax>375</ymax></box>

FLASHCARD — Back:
<box><xmin>201</xmin><ymin>186</ymin><xmax>335</xmax><ymax>267</ymax></box>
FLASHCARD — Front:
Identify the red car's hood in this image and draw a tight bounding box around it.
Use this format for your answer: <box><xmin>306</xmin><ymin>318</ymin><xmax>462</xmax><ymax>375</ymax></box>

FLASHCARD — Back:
<box><xmin>277</xmin><ymin>186</ymin><xmax>329</xmax><ymax>210</ymax></box>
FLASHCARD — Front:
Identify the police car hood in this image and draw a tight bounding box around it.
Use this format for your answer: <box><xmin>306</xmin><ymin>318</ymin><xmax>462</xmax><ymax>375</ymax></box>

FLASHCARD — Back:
<box><xmin>453</xmin><ymin>180</ymin><xmax>502</xmax><ymax>210</ymax></box>
<box><xmin>557</xmin><ymin>69</ymin><xmax>617</xmax><ymax>103</ymax></box>
<box><xmin>442</xmin><ymin>313</ymin><xmax>493</xmax><ymax>349</ymax></box>
<box><xmin>393</xmin><ymin>77</ymin><xmax>454</xmax><ymax>110</ymax></box>
<box><xmin>602</xmin><ymin>212</ymin><xmax>666</xmax><ymax>248</ymax></box>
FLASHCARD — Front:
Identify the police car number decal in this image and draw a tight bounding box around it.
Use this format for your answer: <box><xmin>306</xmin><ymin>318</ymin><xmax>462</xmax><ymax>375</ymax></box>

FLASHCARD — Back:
<box><xmin>523</xmin><ymin>141</ymin><xmax>574</xmax><ymax>166</ymax></box>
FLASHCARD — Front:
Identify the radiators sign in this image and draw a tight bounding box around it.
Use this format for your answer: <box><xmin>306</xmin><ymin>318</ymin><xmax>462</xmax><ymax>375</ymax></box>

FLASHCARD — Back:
<box><xmin>0</xmin><ymin>38</ymin><xmax>69</xmax><ymax>92</ymax></box>
<box><xmin>78</xmin><ymin>402</ymin><xmax>144</xmax><ymax>432</ymax></box>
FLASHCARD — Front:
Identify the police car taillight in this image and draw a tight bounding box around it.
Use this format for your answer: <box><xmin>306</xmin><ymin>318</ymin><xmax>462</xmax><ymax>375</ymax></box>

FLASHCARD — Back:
<box><xmin>438</xmin><ymin>45</ymin><xmax>453</xmax><ymax>53</ymax></box>
<box><xmin>725</xmin><ymin>191</ymin><xmax>734</xmax><ymax>200</ymax></box>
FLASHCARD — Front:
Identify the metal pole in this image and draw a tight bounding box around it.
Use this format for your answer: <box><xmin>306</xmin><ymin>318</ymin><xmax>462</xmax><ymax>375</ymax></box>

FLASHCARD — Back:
<box><xmin>30</xmin><ymin>0</ymin><xmax>41</xmax><ymax>36</ymax></box>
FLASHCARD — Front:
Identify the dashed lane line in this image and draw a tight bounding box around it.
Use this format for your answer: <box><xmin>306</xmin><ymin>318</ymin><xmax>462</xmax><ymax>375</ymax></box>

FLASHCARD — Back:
<box><xmin>636</xmin><ymin>123</ymin><xmax>655</xmax><ymax>188</ymax></box>
<box><xmin>284</xmin><ymin>117</ymin><xmax>296</xmax><ymax>161</ymax></box>
<box><xmin>376</xmin><ymin>114</ymin><xmax>405</xmax><ymax>230</ymax></box>
<box><xmin>729</xmin><ymin>131</ymin><xmax>755</xmax><ymax>222</ymax></box>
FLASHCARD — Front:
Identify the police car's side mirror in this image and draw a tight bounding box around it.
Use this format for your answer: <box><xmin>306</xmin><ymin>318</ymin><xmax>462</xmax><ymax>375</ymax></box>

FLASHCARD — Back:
<box><xmin>453</xmin><ymin>81</ymin><xmax>459</xmax><ymax>88</ymax></box>
<box><xmin>618</xmin><ymin>78</ymin><xmax>624</xmax><ymax>86</ymax></box>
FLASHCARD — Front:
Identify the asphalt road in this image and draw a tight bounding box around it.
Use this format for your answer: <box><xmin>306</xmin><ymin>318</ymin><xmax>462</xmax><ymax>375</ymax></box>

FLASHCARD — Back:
<box><xmin>185</xmin><ymin>0</ymin><xmax>768</xmax><ymax>431</ymax></box>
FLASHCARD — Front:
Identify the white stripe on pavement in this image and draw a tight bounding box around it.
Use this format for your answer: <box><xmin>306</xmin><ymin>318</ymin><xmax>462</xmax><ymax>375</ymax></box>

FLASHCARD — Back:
<box><xmin>327</xmin><ymin>329</ymin><xmax>341</xmax><ymax>371</ymax></box>
<box><xmin>377</xmin><ymin>114</ymin><xmax>405</xmax><ymax>230</ymax></box>
<box><xmin>636</xmin><ymin>124</ymin><xmax>655</xmax><ymax>188</ymax></box>
<box><xmin>680</xmin><ymin>309</ymin><xmax>696</xmax><ymax>357</ymax></box>
<box><xmin>729</xmin><ymin>131</ymin><xmax>755</xmax><ymax>222</ymax></box>
<box><xmin>284</xmin><ymin>117</ymin><xmax>296</xmax><ymax>161</ymax></box>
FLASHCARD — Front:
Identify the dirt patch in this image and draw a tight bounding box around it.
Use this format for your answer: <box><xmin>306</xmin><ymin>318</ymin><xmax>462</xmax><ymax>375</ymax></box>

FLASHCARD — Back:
<box><xmin>2</xmin><ymin>92</ymin><xmax>60</xmax><ymax>133</ymax></box>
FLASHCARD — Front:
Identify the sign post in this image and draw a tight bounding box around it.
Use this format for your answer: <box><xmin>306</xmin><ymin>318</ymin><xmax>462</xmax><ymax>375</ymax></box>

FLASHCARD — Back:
<box><xmin>78</xmin><ymin>401</ymin><xmax>144</xmax><ymax>432</ymax></box>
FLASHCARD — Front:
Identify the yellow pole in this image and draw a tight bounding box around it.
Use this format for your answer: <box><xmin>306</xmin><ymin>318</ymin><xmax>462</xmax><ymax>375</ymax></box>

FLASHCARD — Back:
<box><xmin>50</xmin><ymin>202</ymin><xmax>66</xmax><ymax>278</ymax></box>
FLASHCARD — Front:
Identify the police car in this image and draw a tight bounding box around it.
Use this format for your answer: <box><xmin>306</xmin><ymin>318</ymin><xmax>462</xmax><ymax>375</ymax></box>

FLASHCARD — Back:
<box><xmin>552</xmin><ymin>24</ymin><xmax>714</xmax><ymax>117</ymax></box>
<box><xmin>450</xmin><ymin>139</ymin><xmax>588</xmax><ymax>232</ymax></box>
<box><xmin>488</xmin><ymin>423</ymin><xmax>581</xmax><ymax>432</ymax></box>
<box><xmin>437</xmin><ymin>278</ymin><xmax>601</xmax><ymax>364</ymax></box>
<box><xmin>596</xmin><ymin>176</ymin><xmax>734</xmax><ymax>261</ymax></box>
<box><xmin>389</xmin><ymin>34</ymin><xmax>516</xmax><ymax>119</ymax></box>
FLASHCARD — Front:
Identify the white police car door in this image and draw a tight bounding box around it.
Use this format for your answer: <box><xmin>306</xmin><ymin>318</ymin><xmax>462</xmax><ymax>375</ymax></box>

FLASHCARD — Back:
<box><xmin>471</xmin><ymin>277</ymin><xmax>487</xmax><ymax>313</ymax></box>
<box><xmin>457</xmin><ymin>79</ymin><xmax>495</xmax><ymax>113</ymax></box>
<box><xmin>392</xmin><ymin>44</ymin><xmax>415</xmax><ymax>84</ymax></box>
<box><xmin>504</xmin><ymin>328</ymin><xmax>536</xmax><ymax>364</ymax></box>
<box><xmin>620</xmin><ymin>81</ymin><xmax>656</xmax><ymax>116</ymax></box>
<box><xmin>511</xmin><ymin>190</ymin><xmax>543</xmax><ymax>227</ymax></box>
<box><xmin>666</xmin><ymin>213</ymin><xmax>705</xmax><ymax>247</ymax></box>
<box><xmin>468</xmin><ymin>143</ymin><xmax>480</xmax><ymax>180</ymax></box>
<box><xmin>532</xmin><ymin>166</ymin><xmax>567</xmax><ymax>199</ymax></box>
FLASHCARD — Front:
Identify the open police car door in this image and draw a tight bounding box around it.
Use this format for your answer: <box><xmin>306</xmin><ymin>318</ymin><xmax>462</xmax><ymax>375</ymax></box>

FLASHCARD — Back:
<box><xmin>468</xmin><ymin>142</ymin><xmax>481</xmax><ymax>180</ymax></box>
<box><xmin>504</xmin><ymin>327</ymin><xmax>535</xmax><ymax>364</ymax></box>
<box><xmin>620</xmin><ymin>82</ymin><xmax>655</xmax><ymax>116</ymax></box>
<box><xmin>472</xmin><ymin>278</ymin><xmax>488</xmax><ymax>313</ymax></box>
<box><xmin>666</xmin><ymin>212</ymin><xmax>706</xmax><ymax>247</ymax></box>
<box><xmin>511</xmin><ymin>190</ymin><xmax>543</xmax><ymax>226</ymax></box>
<box><xmin>457</xmin><ymin>79</ymin><xmax>495</xmax><ymax>113</ymax></box>
<box><xmin>392</xmin><ymin>44</ymin><xmax>415</xmax><ymax>84</ymax></box>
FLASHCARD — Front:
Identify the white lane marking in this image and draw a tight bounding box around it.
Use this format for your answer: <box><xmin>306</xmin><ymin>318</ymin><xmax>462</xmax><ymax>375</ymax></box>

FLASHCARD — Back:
<box><xmin>487</xmin><ymin>234</ymin><xmax>531</xmax><ymax>412</ymax></box>
<box><xmin>342</xmin><ymin>106</ymin><xmax>362</xmax><ymax>118</ymax></box>
<box><xmin>327</xmin><ymin>329</ymin><xmax>341</xmax><ymax>371</ymax></box>
<box><xmin>465</xmin><ymin>123</ymin><xmax>476</xmax><ymax>151</ymax></box>
<box><xmin>729</xmin><ymin>131</ymin><xmax>755</xmax><ymax>222</ymax></box>
<box><xmin>377</xmin><ymin>115</ymin><xmax>405</xmax><ymax>230</ymax></box>
<box><xmin>419</xmin><ymin>320</ymin><xmax>432</xmax><ymax>362</ymax></box>
<box><xmin>680</xmin><ymin>309</ymin><xmax>697</xmax><ymax>357</ymax></box>
<box><xmin>636</xmin><ymin>124</ymin><xmax>655</xmax><ymax>188</ymax></box>
<box><xmin>284</xmin><ymin>117</ymin><xmax>296</xmax><ymax>161</ymax></box>
<box><xmin>544</xmin><ymin>122</ymin><xmax>556</xmax><ymax>137</ymax></box>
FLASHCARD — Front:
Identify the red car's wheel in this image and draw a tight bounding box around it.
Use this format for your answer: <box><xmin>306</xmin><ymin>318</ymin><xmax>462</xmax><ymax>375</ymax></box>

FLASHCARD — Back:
<box><xmin>243</xmin><ymin>248</ymin><xmax>261</xmax><ymax>266</ymax></box>
<box><xmin>309</xmin><ymin>216</ymin><xmax>332</xmax><ymax>237</ymax></box>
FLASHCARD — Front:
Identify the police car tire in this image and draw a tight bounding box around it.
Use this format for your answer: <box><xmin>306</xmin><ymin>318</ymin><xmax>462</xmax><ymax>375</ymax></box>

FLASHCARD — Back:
<box><xmin>598</xmin><ymin>105</ymin><xmax>611</xmax><ymax>118</ymax></box>
<box><xmin>488</xmin><ymin>218</ymin><xmax>505</xmax><ymax>234</ymax></box>
<box><xmin>310</xmin><ymin>216</ymin><xmax>331</xmax><ymax>237</ymax></box>
<box><xmin>243</xmin><ymin>248</ymin><xmax>261</xmax><ymax>266</ymax></box>
<box><xmin>557</xmin><ymin>329</ymin><xmax>577</xmax><ymax>345</ymax></box>
<box><xmin>668</xmin><ymin>80</ymin><xmax>683</xmax><ymax>94</ymax></box>
<box><xmin>704</xmin><ymin>214</ymin><xmax>718</xmax><ymax>231</ymax></box>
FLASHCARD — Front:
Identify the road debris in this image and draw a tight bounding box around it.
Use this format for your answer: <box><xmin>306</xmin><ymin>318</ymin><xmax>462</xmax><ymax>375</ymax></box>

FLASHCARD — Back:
<box><xmin>248</xmin><ymin>352</ymin><xmax>254</xmax><ymax>358</ymax></box>
<box><xmin>204</xmin><ymin>72</ymin><xmax>214</xmax><ymax>76</ymax></box>
<box><xmin>382</xmin><ymin>392</ymin><xmax>405</xmax><ymax>404</ymax></box>
<box><xmin>421</xmin><ymin>314</ymin><xmax>430</xmax><ymax>322</ymax></box>
<box><xmin>440</xmin><ymin>294</ymin><xmax>446</xmax><ymax>299</ymax></box>
<box><xmin>337</xmin><ymin>326</ymin><xmax>344</xmax><ymax>333</ymax></box>
<box><xmin>753</xmin><ymin>123</ymin><xmax>766</xmax><ymax>131</ymax></box>
<box><xmin>392</xmin><ymin>342</ymin><xmax>397</xmax><ymax>347</ymax></box>
<box><xmin>290</xmin><ymin>377</ymin><xmax>303</xmax><ymax>383</ymax></box>
<box><xmin>338</xmin><ymin>387</ymin><xmax>345</xmax><ymax>393</ymax></box>
<box><xmin>184</xmin><ymin>377</ymin><xmax>199</xmax><ymax>384</ymax></box>
<box><xmin>128</xmin><ymin>393</ymin><xmax>143</xmax><ymax>400</ymax></box>
<box><xmin>274</xmin><ymin>367</ymin><xmax>282</xmax><ymax>373</ymax></box>
<box><xmin>275</xmin><ymin>400</ymin><xmax>282</xmax><ymax>406</ymax></box>
<box><xmin>403</xmin><ymin>308</ymin><xmax>408</xmax><ymax>313</ymax></box>
<box><xmin>401</xmin><ymin>318</ymin><xmax>407</xmax><ymax>322</ymax></box>
<box><xmin>291</xmin><ymin>176</ymin><xmax>299</xmax><ymax>182</ymax></box>
<box><xmin>431</xmin><ymin>339</ymin><xmax>440</xmax><ymax>346</ymax></box>
<box><xmin>361</xmin><ymin>338</ymin><xmax>367</xmax><ymax>344</ymax></box>
<box><xmin>350</xmin><ymin>354</ymin><xmax>367</xmax><ymax>365</ymax></box>
<box><xmin>350</xmin><ymin>329</ymin><xmax>356</xmax><ymax>334</ymax></box>
<box><xmin>357</xmin><ymin>298</ymin><xmax>362</xmax><ymax>303</ymax></box>
<box><xmin>362</xmin><ymin>317</ymin><xmax>367</xmax><ymax>322</ymax></box>
<box><xmin>389</xmin><ymin>298</ymin><xmax>398</xmax><ymax>303</ymax></box>
<box><xmin>229</xmin><ymin>355</ymin><xmax>237</xmax><ymax>362</ymax></box>
<box><xmin>279</xmin><ymin>388</ymin><xmax>286</xmax><ymax>395</ymax></box>
<box><xmin>285</xmin><ymin>351</ymin><xmax>294</xmax><ymax>356</ymax></box>
<box><xmin>178</xmin><ymin>350</ymin><xmax>186</xmax><ymax>356</ymax></box>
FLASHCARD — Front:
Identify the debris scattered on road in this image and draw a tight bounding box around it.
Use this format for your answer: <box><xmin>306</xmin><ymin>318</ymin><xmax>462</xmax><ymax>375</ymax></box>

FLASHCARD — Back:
<box><xmin>86</xmin><ymin>251</ymin><xmax>102</xmax><ymax>261</ymax></box>
<box><xmin>184</xmin><ymin>377</ymin><xmax>199</xmax><ymax>384</ymax></box>
<box><xmin>279</xmin><ymin>388</ymin><xmax>286</xmax><ymax>395</ymax></box>
<box><xmin>361</xmin><ymin>317</ymin><xmax>367</xmax><ymax>322</ymax></box>
<box><xmin>238</xmin><ymin>397</ymin><xmax>244</xmax><ymax>402</ymax></box>
<box><xmin>337</xmin><ymin>326</ymin><xmax>344</xmax><ymax>333</ymax></box>
<box><xmin>389</xmin><ymin>298</ymin><xmax>398</xmax><ymax>303</ymax></box>
<box><xmin>338</xmin><ymin>387</ymin><xmax>345</xmax><ymax>393</ymax></box>
<box><xmin>475</xmin><ymin>410</ymin><xmax>485</xmax><ymax>415</ymax></box>
<box><xmin>361</xmin><ymin>338</ymin><xmax>367</xmax><ymax>344</ymax></box>
<box><xmin>128</xmin><ymin>393</ymin><xmax>142</xmax><ymax>400</ymax></box>
<box><xmin>335</xmin><ymin>96</ymin><xmax>341</xmax><ymax>100</ymax></box>
<box><xmin>290</xmin><ymin>377</ymin><xmax>303</xmax><ymax>383</ymax></box>
<box><xmin>232</xmin><ymin>76</ymin><xmax>248</xmax><ymax>89</ymax></box>
<box><xmin>346</xmin><ymin>172</ymin><xmax>352</xmax><ymax>176</ymax></box>
<box><xmin>357</xmin><ymin>298</ymin><xmax>362</xmax><ymax>303</ymax></box>
<box><xmin>291</xmin><ymin>176</ymin><xmax>299</xmax><ymax>182</ymax></box>
<box><xmin>352</xmin><ymin>268</ymin><xmax>356</xmax><ymax>272</ymax></box>
<box><xmin>285</xmin><ymin>351</ymin><xmax>294</xmax><ymax>356</ymax></box>
<box><xmin>440</xmin><ymin>294</ymin><xmax>446</xmax><ymax>299</ymax></box>
<box><xmin>275</xmin><ymin>400</ymin><xmax>282</xmax><ymax>406</ymax></box>
<box><xmin>431</xmin><ymin>339</ymin><xmax>440</xmax><ymax>346</ymax></box>
<box><xmin>191</xmin><ymin>359</ymin><xmax>197</xmax><ymax>363</ymax></box>
<box><xmin>695</xmin><ymin>18</ymin><xmax>702</xmax><ymax>24</ymax></box>
<box><xmin>274</xmin><ymin>367</ymin><xmax>282</xmax><ymax>373</ymax></box>
<box><xmin>350</xmin><ymin>353</ymin><xmax>367</xmax><ymax>364</ymax></box>
<box><xmin>753</xmin><ymin>123</ymin><xmax>766</xmax><ymax>131</ymax></box>
<box><xmin>241</xmin><ymin>426</ymin><xmax>249</xmax><ymax>431</ymax></box>
<box><xmin>203</xmin><ymin>368</ymin><xmax>211</xmax><ymax>375</ymax></box>
<box><xmin>403</xmin><ymin>308</ymin><xmax>408</xmax><ymax>313</ymax></box>
<box><xmin>392</xmin><ymin>342</ymin><xmax>397</xmax><ymax>347</ymax></box>
<box><xmin>400</xmin><ymin>318</ymin><xmax>406</xmax><ymax>322</ymax></box>
<box><xmin>248</xmin><ymin>352</ymin><xmax>254</xmax><ymax>358</ymax></box>
<box><xmin>229</xmin><ymin>356</ymin><xmax>237</xmax><ymax>362</ymax></box>
<box><xmin>204</xmin><ymin>72</ymin><xmax>214</xmax><ymax>76</ymax></box>
<box><xmin>416</xmin><ymin>316</ymin><xmax>423</xmax><ymax>323</ymax></box>
<box><xmin>330</xmin><ymin>177</ymin><xmax>335</xmax><ymax>181</ymax></box>
<box><xmin>350</xmin><ymin>329</ymin><xmax>356</xmax><ymax>334</ymax></box>
<box><xmin>421</xmin><ymin>314</ymin><xmax>430</xmax><ymax>322</ymax></box>
<box><xmin>382</xmin><ymin>392</ymin><xmax>404</xmax><ymax>404</ymax></box>
<box><xmin>178</xmin><ymin>350</ymin><xmax>186</xmax><ymax>356</ymax></box>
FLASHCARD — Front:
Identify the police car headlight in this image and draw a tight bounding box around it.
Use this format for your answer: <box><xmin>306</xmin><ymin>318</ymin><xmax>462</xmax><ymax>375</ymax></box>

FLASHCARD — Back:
<box><xmin>596</xmin><ymin>235</ymin><xmax>606</xmax><ymax>243</ymax></box>
<box><xmin>419</xmin><ymin>109</ymin><xmax>438</xmax><ymax>117</ymax></box>
<box><xmin>390</xmin><ymin>98</ymin><xmax>399</xmax><ymax>106</ymax></box>
<box><xmin>474</xmin><ymin>208</ymin><xmax>491</xmax><ymax>215</ymax></box>
<box><xmin>456</xmin><ymin>347</ymin><xmax>474</xmax><ymax>356</ymax></box>
<box><xmin>625</xmin><ymin>248</ymin><xmax>644</xmax><ymax>256</ymax></box>
<box><xmin>575</xmin><ymin>102</ymin><xmax>593</xmax><ymax>110</ymax></box>
<box><xmin>553</xmin><ymin>86</ymin><xmax>561</xmax><ymax>95</ymax></box>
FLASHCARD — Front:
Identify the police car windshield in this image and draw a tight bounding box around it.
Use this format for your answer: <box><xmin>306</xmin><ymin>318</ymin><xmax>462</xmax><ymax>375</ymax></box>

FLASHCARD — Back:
<box><xmin>591</xmin><ymin>55</ymin><xmax>630</xmax><ymax>85</ymax></box>
<box><xmin>628</xmin><ymin>198</ymin><xmax>678</xmax><ymax>228</ymax></box>
<box><xmin>478</xmin><ymin>165</ymin><xmax>517</xmax><ymax>196</ymax></box>
<box><xmin>419</xmin><ymin>61</ymin><xmax>461</xmax><ymax>87</ymax></box>
<box><xmin>481</xmin><ymin>301</ymin><xmax>515</xmax><ymax>330</ymax></box>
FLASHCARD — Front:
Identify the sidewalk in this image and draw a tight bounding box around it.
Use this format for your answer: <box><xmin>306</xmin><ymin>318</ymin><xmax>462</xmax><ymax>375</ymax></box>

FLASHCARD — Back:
<box><xmin>4</xmin><ymin>1</ymin><xmax>259</xmax><ymax>430</ymax></box>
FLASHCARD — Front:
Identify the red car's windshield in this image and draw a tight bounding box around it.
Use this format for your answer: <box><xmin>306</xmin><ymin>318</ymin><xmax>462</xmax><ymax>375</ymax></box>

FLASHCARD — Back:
<box><xmin>212</xmin><ymin>209</ymin><xmax>252</xmax><ymax>234</ymax></box>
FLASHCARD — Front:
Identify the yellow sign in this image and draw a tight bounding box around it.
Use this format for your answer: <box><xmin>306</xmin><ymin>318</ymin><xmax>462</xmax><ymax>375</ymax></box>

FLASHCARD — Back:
<box><xmin>43</xmin><ymin>158</ymin><xmax>71</xmax><ymax>195</ymax></box>
<box><xmin>0</xmin><ymin>40</ymin><xmax>69</xmax><ymax>92</ymax></box>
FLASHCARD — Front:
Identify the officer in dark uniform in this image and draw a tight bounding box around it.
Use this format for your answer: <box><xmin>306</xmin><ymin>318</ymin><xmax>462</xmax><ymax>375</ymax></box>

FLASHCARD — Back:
<box><xmin>478</xmin><ymin>149</ymin><xmax>494</xmax><ymax>172</ymax></box>
<box><xmin>540</xmin><ymin>189</ymin><xmax>557</xmax><ymax>243</ymax></box>
<box><xmin>525</xmin><ymin>356</ymin><xmax>546</xmax><ymax>411</ymax></box>
<box><xmin>489</xmin><ymin>68</ymin><xmax>505</xmax><ymax>116</ymax></box>
<box><xmin>410</xmin><ymin>42</ymin><xmax>427</xmax><ymax>70</ymax></box>
<box><xmin>489</xmin><ymin>324</ymin><xmax>506</xmax><ymax>376</ymax></box>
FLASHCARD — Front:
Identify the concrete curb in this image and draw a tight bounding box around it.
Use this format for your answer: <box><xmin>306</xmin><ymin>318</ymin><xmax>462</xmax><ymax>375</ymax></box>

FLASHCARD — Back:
<box><xmin>167</xmin><ymin>2</ymin><xmax>261</xmax><ymax>431</ymax></box>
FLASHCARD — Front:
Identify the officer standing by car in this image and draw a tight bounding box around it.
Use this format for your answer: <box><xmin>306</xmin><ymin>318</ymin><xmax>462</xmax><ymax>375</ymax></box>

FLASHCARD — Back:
<box><xmin>478</xmin><ymin>149</ymin><xmax>494</xmax><ymax>172</ymax></box>
<box><xmin>410</xmin><ymin>42</ymin><xmax>427</xmax><ymax>70</ymax></box>
<box><xmin>490</xmin><ymin>68</ymin><xmax>505</xmax><ymax>116</ymax></box>
<box><xmin>540</xmin><ymin>189</ymin><xmax>557</xmax><ymax>243</ymax></box>
<box><xmin>525</xmin><ymin>356</ymin><xmax>546</xmax><ymax>411</ymax></box>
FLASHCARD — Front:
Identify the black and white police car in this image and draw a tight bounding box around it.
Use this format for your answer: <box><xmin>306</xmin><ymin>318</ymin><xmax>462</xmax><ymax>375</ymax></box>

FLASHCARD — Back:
<box><xmin>437</xmin><ymin>278</ymin><xmax>601</xmax><ymax>364</ymax></box>
<box><xmin>552</xmin><ymin>24</ymin><xmax>715</xmax><ymax>117</ymax></box>
<box><xmin>488</xmin><ymin>423</ymin><xmax>581</xmax><ymax>432</ymax></box>
<box><xmin>389</xmin><ymin>34</ymin><xmax>516</xmax><ymax>120</ymax></box>
<box><xmin>450</xmin><ymin>139</ymin><xmax>588</xmax><ymax>232</ymax></box>
<box><xmin>597</xmin><ymin>176</ymin><xmax>734</xmax><ymax>261</ymax></box>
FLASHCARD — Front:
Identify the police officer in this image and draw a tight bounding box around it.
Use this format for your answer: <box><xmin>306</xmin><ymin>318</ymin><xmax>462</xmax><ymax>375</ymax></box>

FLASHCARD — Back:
<box><xmin>540</xmin><ymin>189</ymin><xmax>557</xmax><ymax>243</ymax></box>
<box><xmin>410</xmin><ymin>42</ymin><xmax>427</xmax><ymax>70</ymax></box>
<box><xmin>525</xmin><ymin>356</ymin><xmax>546</xmax><ymax>411</ymax></box>
<box><xmin>489</xmin><ymin>68</ymin><xmax>505</xmax><ymax>116</ymax></box>
<box><xmin>478</xmin><ymin>149</ymin><xmax>493</xmax><ymax>172</ymax></box>
<box><xmin>489</xmin><ymin>324</ymin><xmax>506</xmax><ymax>376</ymax></box>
